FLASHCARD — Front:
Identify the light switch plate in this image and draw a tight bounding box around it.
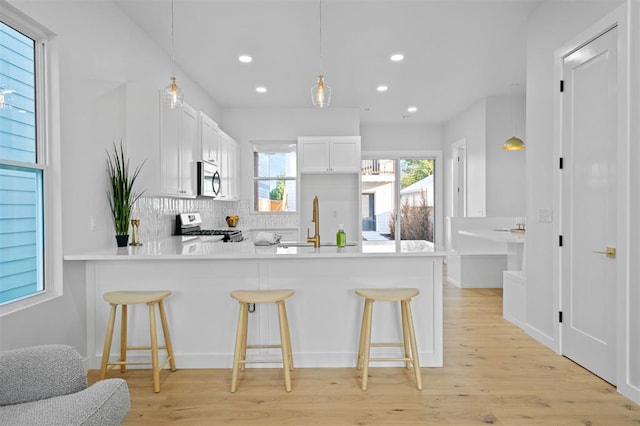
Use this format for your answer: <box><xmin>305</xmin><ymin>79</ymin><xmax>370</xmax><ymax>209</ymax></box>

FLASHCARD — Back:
<box><xmin>538</xmin><ymin>208</ymin><xmax>553</xmax><ymax>223</ymax></box>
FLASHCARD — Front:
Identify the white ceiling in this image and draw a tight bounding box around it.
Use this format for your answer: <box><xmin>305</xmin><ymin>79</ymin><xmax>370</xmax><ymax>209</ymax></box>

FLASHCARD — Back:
<box><xmin>114</xmin><ymin>0</ymin><xmax>540</xmax><ymax>125</ymax></box>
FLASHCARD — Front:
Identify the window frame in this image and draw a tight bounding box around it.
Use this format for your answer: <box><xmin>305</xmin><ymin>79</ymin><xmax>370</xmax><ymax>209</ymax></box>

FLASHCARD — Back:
<box><xmin>361</xmin><ymin>150</ymin><xmax>443</xmax><ymax>251</ymax></box>
<box><xmin>251</xmin><ymin>140</ymin><xmax>297</xmax><ymax>215</ymax></box>
<box><xmin>0</xmin><ymin>4</ymin><xmax>62</xmax><ymax>316</ymax></box>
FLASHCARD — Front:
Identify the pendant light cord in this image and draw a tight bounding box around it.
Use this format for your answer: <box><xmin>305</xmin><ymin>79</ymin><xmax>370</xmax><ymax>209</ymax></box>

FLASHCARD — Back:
<box><xmin>511</xmin><ymin>93</ymin><xmax>515</xmax><ymax>136</ymax></box>
<box><xmin>319</xmin><ymin>0</ymin><xmax>323</xmax><ymax>74</ymax></box>
<box><xmin>171</xmin><ymin>0</ymin><xmax>176</xmax><ymax>75</ymax></box>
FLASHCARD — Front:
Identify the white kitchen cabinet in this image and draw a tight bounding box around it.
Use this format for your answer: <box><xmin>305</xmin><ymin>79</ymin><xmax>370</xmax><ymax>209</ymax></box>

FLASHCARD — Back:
<box><xmin>199</xmin><ymin>112</ymin><xmax>219</xmax><ymax>164</ymax></box>
<box><xmin>298</xmin><ymin>136</ymin><xmax>361</xmax><ymax>173</ymax></box>
<box><xmin>218</xmin><ymin>130</ymin><xmax>239</xmax><ymax>200</ymax></box>
<box><xmin>160</xmin><ymin>98</ymin><xmax>198</xmax><ymax>197</ymax></box>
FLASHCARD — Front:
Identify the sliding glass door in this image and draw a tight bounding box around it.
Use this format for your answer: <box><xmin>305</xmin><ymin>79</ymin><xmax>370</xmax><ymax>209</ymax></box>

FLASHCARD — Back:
<box><xmin>361</xmin><ymin>157</ymin><xmax>436</xmax><ymax>245</ymax></box>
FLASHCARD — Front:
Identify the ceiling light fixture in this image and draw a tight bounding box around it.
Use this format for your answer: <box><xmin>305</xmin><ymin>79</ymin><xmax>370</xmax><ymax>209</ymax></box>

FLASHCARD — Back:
<box><xmin>163</xmin><ymin>0</ymin><xmax>184</xmax><ymax>109</ymax></box>
<box><xmin>311</xmin><ymin>0</ymin><xmax>331</xmax><ymax>108</ymax></box>
<box><xmin>376</xmin><ymin>85</ymin><xmax>388</xmax><ymax>92</ymax></box>
<box><xmin>407</xmin><ymin>106</ymin><xmax>417</xmax><ymax>113</ymax></box>
<box><xmin>256</xmin><ymin>86</ymin><xmax>267</xmax><ymax>93</ymax></box>
<box><xmin>239</xmin><ymin>55</ymin><xmax>253</xmax><ymax>63</ymax></box>
<box><xmin>390</xmin><ymin>53</ymin><xmax>404</xmax><ymax>62</ymax></box>
<box><xmin>503</xmin><ymin>89</ymin><xmax>525</xmax><ymax>151</ymax></box>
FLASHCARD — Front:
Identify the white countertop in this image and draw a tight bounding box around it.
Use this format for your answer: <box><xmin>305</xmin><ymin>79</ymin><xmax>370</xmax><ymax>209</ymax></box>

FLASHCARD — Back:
<box><xmin>458</xmin><ymin>229</ymin><xmax>526</xmax><ymax>243</ymax></box>
<box><xmin>64</xmin><ymin>237</ymin><xmax>444</xmax><ymax>261</ymax></box>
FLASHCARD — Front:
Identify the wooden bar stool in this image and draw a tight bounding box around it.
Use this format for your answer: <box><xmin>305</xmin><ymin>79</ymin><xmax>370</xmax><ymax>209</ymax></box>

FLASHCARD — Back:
<box><xmin>230</xmin><ymin>289</ymin><xmax>295</xmax><ymax>393</ymax></box>
<box><xmin>355</xmin><ymin>288</ymin><xmax>422</xmax><ymax>391</ymax></box>
<box><xmin>100</xmin><ymin>291</ymin><xmax>176</xmax><ymax>393</ymax></box>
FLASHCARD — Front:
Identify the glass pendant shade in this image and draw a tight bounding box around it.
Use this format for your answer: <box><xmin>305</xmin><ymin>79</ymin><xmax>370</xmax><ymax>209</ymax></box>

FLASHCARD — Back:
<box><xmin>164</xmin><ymin>76</ymin><xmax>183</xmax><ymax>109</ymax></box>
<box><xmin>311</xmin><ymin>75</ymin><xmax>331</xmax><ymax>108</ymax></box>
<box><xmin>503</xmin><ymin>136</ymin><xmax>525</xmax><ymax>151</ymax></box>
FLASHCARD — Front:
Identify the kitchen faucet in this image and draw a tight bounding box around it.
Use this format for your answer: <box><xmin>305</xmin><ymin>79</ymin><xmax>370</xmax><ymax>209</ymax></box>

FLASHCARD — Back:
<box><xmin>306</xmin><ymin>195</ymin><xmax>320</xmax><ymax>248</ymax></box>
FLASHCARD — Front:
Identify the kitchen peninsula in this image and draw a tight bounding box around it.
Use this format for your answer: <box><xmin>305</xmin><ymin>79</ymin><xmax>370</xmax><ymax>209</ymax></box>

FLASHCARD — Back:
<box><xmin>65</xmin><ymin>239</ymin><xmax>444</xmax><ymax>370</ymax></box>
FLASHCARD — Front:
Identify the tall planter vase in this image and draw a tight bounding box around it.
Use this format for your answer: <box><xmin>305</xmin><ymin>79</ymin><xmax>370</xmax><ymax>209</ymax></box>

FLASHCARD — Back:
<box><xmin>115</xmin><ymin>234</ymin><xmax>129</xmax><ymax>248</ymax></box>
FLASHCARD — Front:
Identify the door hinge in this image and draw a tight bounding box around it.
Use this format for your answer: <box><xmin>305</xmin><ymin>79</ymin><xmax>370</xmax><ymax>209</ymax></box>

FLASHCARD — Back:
<box><xmin>559</xmin><ymin>311</ymin><xmax>563</xmax><ymax>323</ymax></box>
<box><xmin>560</xmin><ymin>80</ymin><xmax>564</xmax><ymax>92</ymax></box>
<box><xmin>559</xmin><ymin>235</ymin><xmax>563</xmax><ymax>247</ymax></box>
<box><xmin>559</xmin><ymin>157</ymin><xmax>564</xmax><ymax>169</ymax></box>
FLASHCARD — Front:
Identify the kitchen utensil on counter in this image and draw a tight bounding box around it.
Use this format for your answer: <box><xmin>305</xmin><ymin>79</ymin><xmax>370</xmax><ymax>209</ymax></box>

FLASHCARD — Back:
<box><xmin>130</xmin><ymin>219</ymin><xmax>142</xmax><ymax>246</ymax></box>
<box><xmin>226</xmin><ymin>215</ymin><xmax>239</xmax><ymax>227</ymax></box>
<box><xmin>253</xmin><ymin>232</ymin><xmax>282</xmax><ymax>246</ymax></box>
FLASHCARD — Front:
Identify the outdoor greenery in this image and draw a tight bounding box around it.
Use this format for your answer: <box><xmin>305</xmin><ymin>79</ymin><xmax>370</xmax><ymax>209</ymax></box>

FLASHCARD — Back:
<box><xmin>401</xmin><ymin>159</ymin><xmax>434</xmax><ymax>188</ymax></box>
<box><xmin>269</xmin><ymin>179</ymin><xmax>285</xmax><ymax>200</ymax></box>
<box><xmin>389</xmin><ymin>190</ymin><xmax>434</xmax><ymax>242</ymax></box>
<box><xmin>106</xmin><ymin>141</ymin><xmax>145</xmax><ymax>235</ymax></box>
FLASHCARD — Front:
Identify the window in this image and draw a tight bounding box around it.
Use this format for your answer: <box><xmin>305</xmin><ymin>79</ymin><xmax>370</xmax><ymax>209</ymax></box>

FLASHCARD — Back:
<box><xmin>361</xmin><ymin>156</ymin><xmax>437</xmax><ymax>246</ymax></box>
<box><xmin>0</xmin><ymin>15</ymin><xmax>50</xmax><ymax>307</ymax></box>
<box><xmin>252</xmin><ymin>142</ymin><xmax>297</xmax><ymax>213</ymax></box>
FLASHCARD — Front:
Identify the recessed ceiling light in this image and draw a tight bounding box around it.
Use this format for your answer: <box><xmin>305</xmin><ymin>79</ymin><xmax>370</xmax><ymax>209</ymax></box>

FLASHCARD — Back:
<box><xmin>390</xmin><ymin>53</ymin><xmax>404</xmax><ymax>62</ymax></box>
<box><xmin>255</xmin><ymin>86</ymin><xmax>267</xmax><ymax>93</ymax></box>
<box><xmin>376</xmin><ymin>85</ymin><xmax>388</xmax><ymax>92</ymax></box>
<box><xmin>239</xmin><ymin>55</ymin><xmax>253</xmax><ymax>63</ymax></box>
<box><xmin>407</xmin><ymin>106</ymin><xmax>417</xmax><ymax>113</ymax></box>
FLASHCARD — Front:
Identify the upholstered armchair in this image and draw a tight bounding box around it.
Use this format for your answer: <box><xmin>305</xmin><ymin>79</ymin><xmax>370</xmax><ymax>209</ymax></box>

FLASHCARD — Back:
<box><xmin>0</xmin><ymin>344</ymin><xmax>130</xmax><ymax>425</ymax></box>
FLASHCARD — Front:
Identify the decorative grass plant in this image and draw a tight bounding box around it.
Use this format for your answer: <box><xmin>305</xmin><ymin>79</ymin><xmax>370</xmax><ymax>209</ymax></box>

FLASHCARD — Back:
<box><xmin>106</xmin><ymin>141</ymin><xmax>146</xmax><ymax>240</ymax></box>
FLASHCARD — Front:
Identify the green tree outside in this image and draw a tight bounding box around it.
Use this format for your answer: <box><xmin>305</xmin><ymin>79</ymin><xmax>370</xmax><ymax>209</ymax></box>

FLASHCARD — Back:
<box><xmin>401</xmin><ymin>159</ymin><xmax>434</xmax><ymax>188</ymax></box>
<box><xmin>269</xmin><ymin>180</ymin><xmax>285</xmax><ymax>200</ymax></box>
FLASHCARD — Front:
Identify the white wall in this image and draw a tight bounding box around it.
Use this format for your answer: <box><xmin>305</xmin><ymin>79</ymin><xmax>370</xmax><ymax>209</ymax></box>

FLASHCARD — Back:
<box><xmin>222</xmin><ymin>107</ymin><xmax>360</xmax><ymax>224</ymax></box>
<box><xmin>485</xmin><ymin>95</ymin><xmax>526</xmax><ymax>217</ymax></box>
<box><xmin>444</xmin><ymin>99</ymin><xmax>487</xmax><ymax>218</ymax></box>
<box><xmin>443</xmin><ymin>96</ymin><xmax>526</xmax><ymax>221</ymax></box>
<box><xmin>0</xmin><ymin>0</ymin><xmax>221</xmax><ymax>353</ymax></box>
<box><xmin>359</xmin><ymin>123</ymin><xmax>444</xmax><ymax>152</ymax></box>
<box><xmin>524</xmin><ymin>0</ymin><xmax>622</xmax><ymax>350</ymax></box>
<box><xmin>627</xmin><ymin>0</ymin><xmax>640</xmax><ymax>401</ymax></box>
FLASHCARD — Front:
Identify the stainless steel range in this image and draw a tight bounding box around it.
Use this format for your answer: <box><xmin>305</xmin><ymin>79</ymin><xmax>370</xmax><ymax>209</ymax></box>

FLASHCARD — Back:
<box><xmin>176</xmin><ymin>213</ymin><xmax>244</xmax><ymax>242</ymax></box>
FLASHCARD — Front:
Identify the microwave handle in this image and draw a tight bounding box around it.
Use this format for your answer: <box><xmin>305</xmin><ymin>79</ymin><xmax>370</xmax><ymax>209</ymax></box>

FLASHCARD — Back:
<box><xmin>212</xmin><ymin>170</ymin><xmax>221</xmax><ymax>196</ymax></box>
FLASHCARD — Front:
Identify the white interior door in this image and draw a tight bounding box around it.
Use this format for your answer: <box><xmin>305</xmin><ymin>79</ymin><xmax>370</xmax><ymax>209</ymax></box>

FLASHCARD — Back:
<box><xmin>561</xmin><ymin>27</ymin><xmax>617</xmax><ymax>384</ymax></box>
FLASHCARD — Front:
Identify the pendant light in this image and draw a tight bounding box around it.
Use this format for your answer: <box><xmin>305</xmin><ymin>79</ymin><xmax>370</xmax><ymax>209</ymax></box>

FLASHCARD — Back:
<box><xmin>503</xmin><ymin>90</ymin><xmax>525</xmax><ymax>151</ymax></box>
<box><xmin>164</xmin><ymin>0</ymin><xmax>184</xmax><ymax>109</ymax></box>
<box><xmin>311</xmin><ymin>0</ymin><xmax>331</xmax><ymax>108</ymax></box>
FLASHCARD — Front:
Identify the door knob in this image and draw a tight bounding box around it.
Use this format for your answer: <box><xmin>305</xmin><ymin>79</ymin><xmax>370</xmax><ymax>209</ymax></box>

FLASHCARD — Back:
<box><xmin>592</xmin><ymin>247</ymin><xmax>616</xmax><ymax>258</ymax></box>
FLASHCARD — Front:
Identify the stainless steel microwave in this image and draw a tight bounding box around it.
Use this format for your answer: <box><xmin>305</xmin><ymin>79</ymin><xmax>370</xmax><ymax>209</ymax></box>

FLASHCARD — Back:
<box><xmin>197</xmin><ymin>161</ymin><xmax>221</xmax><ymax>198</ymax></box>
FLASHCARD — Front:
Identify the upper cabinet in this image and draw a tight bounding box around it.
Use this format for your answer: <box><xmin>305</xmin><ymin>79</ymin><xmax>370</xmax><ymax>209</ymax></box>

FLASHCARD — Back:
<box><xmin>199</xmin><ymin>112</ymin><xmax>219</xmax><ymax>164</ymax></box>
<box><xmin>159</xmin><ymin>97</ymin><xmax>198</xmax><ymax>197</ymax></box>
<box><xmin>158</xmin><ymin>98</ymin><xmax>238</xmax><ymax>200</ymax></box>
<box><xmin>298</xmin><ymin>136</ymin><xmax>361</xmax><ymax>173</ymax></box>
<box><xmin>218</xmin><ymin>129</ymin><xmax>239</xmax><ymax>201</ymax></box>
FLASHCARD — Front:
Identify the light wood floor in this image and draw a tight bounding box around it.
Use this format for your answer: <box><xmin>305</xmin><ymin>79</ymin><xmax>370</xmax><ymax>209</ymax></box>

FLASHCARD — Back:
<box><xmin>90</xmin><ymin>282</ymin><xmax>640</xmax><ymax>425</ymax></box>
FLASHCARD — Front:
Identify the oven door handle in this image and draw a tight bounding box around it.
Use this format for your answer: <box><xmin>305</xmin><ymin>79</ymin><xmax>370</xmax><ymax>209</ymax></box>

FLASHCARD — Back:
<box><xmin>212</xmin><ymin>170</ymin><xmax>221</xmax><ymax>196</ymax></box>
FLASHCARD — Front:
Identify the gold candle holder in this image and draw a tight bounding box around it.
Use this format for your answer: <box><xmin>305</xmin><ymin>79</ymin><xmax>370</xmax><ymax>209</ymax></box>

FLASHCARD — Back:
<box><xmin>130</xmin><ymin>219</ymin><xmax>143</xmax><ymax>246</ymax></box>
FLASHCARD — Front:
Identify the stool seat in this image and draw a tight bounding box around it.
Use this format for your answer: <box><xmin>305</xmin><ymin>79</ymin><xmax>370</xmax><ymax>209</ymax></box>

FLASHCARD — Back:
<box><xmin>356</xmin><ymin>287</ymin><xmax>422</xmax><ymax>391</ymax></box>
<box><xmin>104</xmin><ymin>291</ymin><xmax>171</xmax><ymax>305</ymax></box>
<box><xmin>100</xmin><ymin>290</ymin><xmax>176</xmax><ymax>393</ymax></box>
<box><xmin>231</xmin><ymin>289</ymin><xmax>294</xmax><ymax>304</ymax></box>
<box><xmin>355</xmin><ymin>288</ymin><xmax>419</xmax><ymax>302</ymax></box>
<box><xmin>231</xmin><ymin>289</ymin><xmax>295</xmax><ymax>393</ymax></box>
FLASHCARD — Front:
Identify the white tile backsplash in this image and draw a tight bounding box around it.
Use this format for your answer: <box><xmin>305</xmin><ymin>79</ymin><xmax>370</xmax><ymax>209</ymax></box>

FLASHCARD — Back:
<box><xmin>131</xmin><ymin>196</ymin><xmax>298</xmax><ymax>241</ymax></box>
